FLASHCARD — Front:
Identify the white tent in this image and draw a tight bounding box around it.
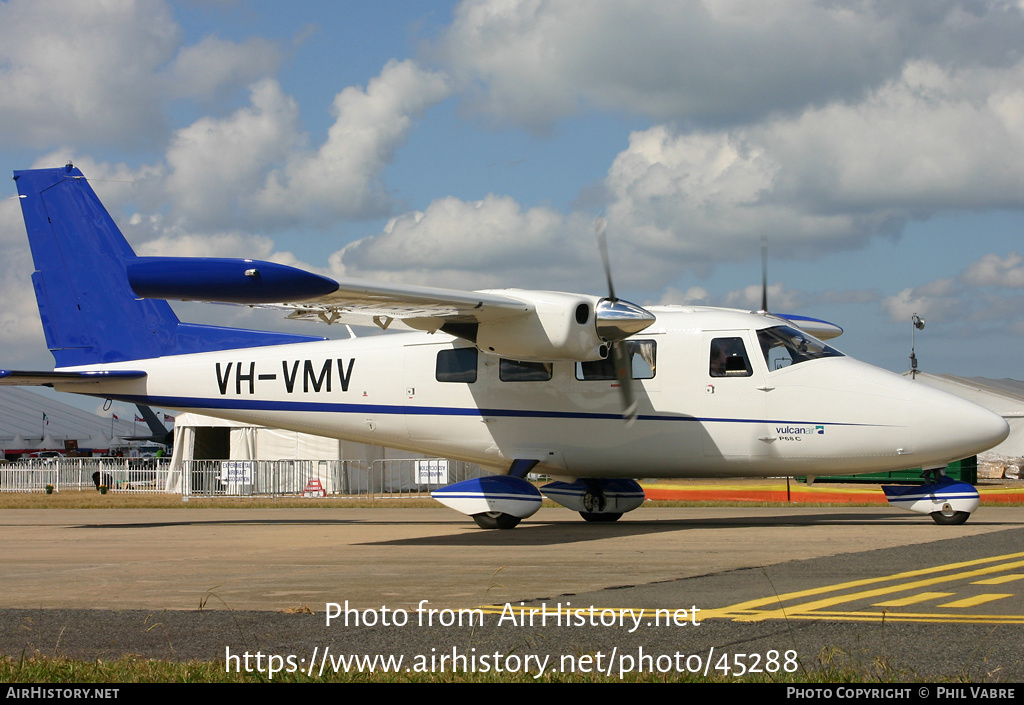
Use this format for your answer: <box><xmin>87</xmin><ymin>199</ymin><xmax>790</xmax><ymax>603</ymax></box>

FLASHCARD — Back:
<box><xmin>169</xmin><ymin>412</ymin><xmax>429</xmax><ymax>462</ymax></box>
<box><xmin>167</xmin><ymin>412</ymin><xmax>426</xmax><ymax>493</ymax></box>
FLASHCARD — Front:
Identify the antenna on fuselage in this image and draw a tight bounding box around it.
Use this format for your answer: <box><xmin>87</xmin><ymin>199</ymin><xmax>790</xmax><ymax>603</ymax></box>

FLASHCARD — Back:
<box><xmin>758</xmin><ymin>235</ymin><xmax>769</xmax><ymax>314</ymax></box>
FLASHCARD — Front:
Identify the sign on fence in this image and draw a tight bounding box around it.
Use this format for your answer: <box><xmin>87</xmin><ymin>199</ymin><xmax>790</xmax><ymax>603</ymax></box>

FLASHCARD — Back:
<box><xmin>221</xmin><ymin>460</ymin><xmax>254</xmax><ymax>495</ymax></box>
<box><xmin>414</xmin><ymin>458</ymin><xmax>448</xmax><ymax>485</ymax></box>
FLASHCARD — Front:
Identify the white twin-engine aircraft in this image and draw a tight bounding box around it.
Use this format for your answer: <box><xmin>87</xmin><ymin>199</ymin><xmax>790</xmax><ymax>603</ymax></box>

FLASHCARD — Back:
<box><xmin>2</xmin><ymin>165</ymin><xmax>1009</xmax><ymax>528</ymax></box>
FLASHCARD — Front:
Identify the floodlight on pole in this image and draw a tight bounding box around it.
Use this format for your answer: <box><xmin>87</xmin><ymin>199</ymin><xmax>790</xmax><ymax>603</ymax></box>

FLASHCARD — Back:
<box><xmin>910</xmin><ymin>313</ymin><xmax>925</xmax><ymax>378</ymax></box>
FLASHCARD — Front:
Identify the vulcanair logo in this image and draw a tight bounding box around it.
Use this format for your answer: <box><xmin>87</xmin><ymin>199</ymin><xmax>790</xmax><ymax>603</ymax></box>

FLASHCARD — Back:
<box><xmin>775</xmin><ymin>425</ymin><xmax>825</xmax><ymax>435</ymax></box>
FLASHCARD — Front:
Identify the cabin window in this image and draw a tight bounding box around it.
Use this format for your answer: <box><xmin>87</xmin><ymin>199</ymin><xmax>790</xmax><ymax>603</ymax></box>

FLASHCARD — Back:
<box><xmin>499</xmin><ymin>359</ymin><xmax>553</xmax><ymax>382</ymax></box>
<box><xmin>709</xmin><ymin>337</ymin><xmax>753</xmax><ymax>377</ymax></box>
<box><xmin>436</xmin><ymin>347</ymin><xmax>478</xmax><ymax>383</ymax></box>
<box><xmin>757</xmin><ymin>326</ymin><xmax>843</xmax><ymax>370</ymax></box>
<box><xmin>576</xmin><ymin>340</ymin><xmax>657</xmax><ymax>380</ymax></box>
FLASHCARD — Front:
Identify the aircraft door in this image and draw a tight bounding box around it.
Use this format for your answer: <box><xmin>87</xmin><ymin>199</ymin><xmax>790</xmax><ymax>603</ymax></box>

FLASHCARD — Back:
<box><xmin>700</xmin><ymin>331</ymin><xmax>772</xmax><ymax>460</ymax></box>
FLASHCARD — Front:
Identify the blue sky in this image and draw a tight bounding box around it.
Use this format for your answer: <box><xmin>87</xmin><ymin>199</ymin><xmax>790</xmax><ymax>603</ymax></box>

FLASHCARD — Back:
<box><xmin>3</xmin><ymin>0</ymin><xmax>1024</xmax><ymax>423</ymax></box>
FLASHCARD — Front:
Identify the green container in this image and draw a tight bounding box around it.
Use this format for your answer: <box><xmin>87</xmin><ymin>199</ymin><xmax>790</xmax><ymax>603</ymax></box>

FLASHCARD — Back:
<box><xmin>797</xmin><ymin>456</ymin><xmax>977</xmax><ymax>484</ymax></box>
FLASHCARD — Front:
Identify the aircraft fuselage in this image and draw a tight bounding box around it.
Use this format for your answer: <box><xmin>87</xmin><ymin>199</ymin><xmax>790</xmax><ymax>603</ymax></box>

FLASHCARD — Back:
<box><xmin>52</xmin><ymin>307</ymin><xmax>1007</xmax><ymax>480</ymax></box>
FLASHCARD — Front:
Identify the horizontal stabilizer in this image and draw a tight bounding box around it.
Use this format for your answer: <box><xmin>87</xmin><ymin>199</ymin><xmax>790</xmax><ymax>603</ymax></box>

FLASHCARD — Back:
<box><xmin>0</xmin><ymin>369</ymin><xmax>147</xmax><ymax>387</ymax></box>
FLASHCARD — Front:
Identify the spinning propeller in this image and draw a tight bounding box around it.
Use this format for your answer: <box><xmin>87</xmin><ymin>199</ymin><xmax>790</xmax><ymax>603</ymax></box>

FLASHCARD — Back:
<box><xmin>593</xmin><ymin>218</ymin><xmax>656</xmax><ymax>423</ymax></box>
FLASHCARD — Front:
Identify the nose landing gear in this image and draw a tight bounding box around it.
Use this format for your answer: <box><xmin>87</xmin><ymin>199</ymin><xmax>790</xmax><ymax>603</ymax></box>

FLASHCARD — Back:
<box><xmin>882</xmin><ymin>473</ymin><xmax>979</xmax><ymax>525</ymax></box>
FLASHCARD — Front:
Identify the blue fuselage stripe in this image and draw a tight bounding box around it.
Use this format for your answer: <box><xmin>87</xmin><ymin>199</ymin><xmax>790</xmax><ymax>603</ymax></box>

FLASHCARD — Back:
<box><xmin>101</xmin><ymin>393</ymin><xmax>884</xmax><ymax>428</ymax></box>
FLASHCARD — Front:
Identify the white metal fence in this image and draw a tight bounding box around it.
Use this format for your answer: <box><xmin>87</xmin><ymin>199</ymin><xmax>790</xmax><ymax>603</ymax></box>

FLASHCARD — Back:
<box><xmin>0</xmin><ymin>458</ymin><xmax>173</xmax><ymax>493</ymax></box>
<box><xmin>1</xmin><ymin>457</ymin><xmax>488</xmax><ymax>498</ymax></box>
<box><xmin>181</xmin><ymin>458</ymin><xmax>487</xmax><ymax>499</ymax></box>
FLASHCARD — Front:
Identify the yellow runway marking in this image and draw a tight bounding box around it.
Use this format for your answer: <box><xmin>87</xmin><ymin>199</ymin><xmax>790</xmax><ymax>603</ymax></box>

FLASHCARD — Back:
<box><xmin>872</xmin><ymin>592</ymin><xmax>953</xmax><ymax>607</ymax></box>
<box><xmin>937</xmin><ymin>594</ymin><xmax>1013</xmax><ymax>608</ymax></box>
<box><xmin>727</xmin><ymin>610</ymin><xmax>1024</xmax><ymax>625</ymax></box>
<box><xmin>472</xmin><ymin>552</ymin><xmax>1024</xmax><ymax>627</ymax></box>
<box><xmin>708</xmin><ymin>551</ymin><xmax>1024</xmax><ymax>625</ymax></box>
<box><xmin>973</xmin><ymin>574</ymin><xmax>1024</xmax><ymax>585</ymax></box>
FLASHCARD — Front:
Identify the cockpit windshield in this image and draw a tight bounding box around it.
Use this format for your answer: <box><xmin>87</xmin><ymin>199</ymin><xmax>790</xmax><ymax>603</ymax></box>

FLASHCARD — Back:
<box><xmin>757</xmin><ymin>325</ymin><xmax>843</xmax><ymax>371</ymax></box>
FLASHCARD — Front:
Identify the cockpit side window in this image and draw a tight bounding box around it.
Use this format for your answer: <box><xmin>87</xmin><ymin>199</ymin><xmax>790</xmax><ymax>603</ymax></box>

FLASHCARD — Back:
<box><xmin>709</xmin><ymin>337</ymin><xmax>753</xmax><ymax>377</ymax></box>
<box><xmin>757</xmin><ymin>326</ymin><xmax>843</xmax><ymax>371</ymax></box>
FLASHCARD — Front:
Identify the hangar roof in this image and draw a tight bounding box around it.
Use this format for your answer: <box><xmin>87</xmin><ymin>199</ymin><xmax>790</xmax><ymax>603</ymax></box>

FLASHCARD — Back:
<box><xmin>0</xmin><ymin>387</ymin><xmax>138</xmax><ymax>453</ymax></box>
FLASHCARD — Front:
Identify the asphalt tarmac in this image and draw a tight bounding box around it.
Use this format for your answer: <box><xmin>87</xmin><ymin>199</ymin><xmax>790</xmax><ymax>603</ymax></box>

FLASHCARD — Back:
<box><xmin>2</xmin><ymin>506</ymin><xmax>1023</xmax><ymax>680</ymax></box>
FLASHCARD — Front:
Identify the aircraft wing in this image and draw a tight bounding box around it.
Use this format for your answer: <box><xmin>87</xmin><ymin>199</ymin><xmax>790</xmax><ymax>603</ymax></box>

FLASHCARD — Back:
<box><xmin>127</xmin><ymin>256</ymin><xmax>653</xmax><ymax>362</ymax></box>
<box><xmin>126</xmin><ymin>257</ymin><xmax>532</xmax><ymax>329</ymax></box>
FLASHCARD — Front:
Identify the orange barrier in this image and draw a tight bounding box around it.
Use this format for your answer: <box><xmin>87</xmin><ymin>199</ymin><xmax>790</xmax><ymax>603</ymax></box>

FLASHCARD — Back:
<box><xmin>640</xmin><ymin>481</ymin><xmax>1024</xmax><ymax>506</ymax></box>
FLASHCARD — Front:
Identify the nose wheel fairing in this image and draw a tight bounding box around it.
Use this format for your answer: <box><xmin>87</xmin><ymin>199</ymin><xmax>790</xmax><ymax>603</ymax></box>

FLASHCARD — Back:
<box><xmin>882</xmin><ymin>476</ymin><xmax>980</xmax><ymax>525</ymax></box>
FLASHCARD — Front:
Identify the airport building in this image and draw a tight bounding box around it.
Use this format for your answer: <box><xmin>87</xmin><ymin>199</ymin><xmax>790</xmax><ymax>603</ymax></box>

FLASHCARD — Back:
<box><xmin>0</xmin><ymin>387</ymin><xmax>144</xmax><ymax>459</ymax></box>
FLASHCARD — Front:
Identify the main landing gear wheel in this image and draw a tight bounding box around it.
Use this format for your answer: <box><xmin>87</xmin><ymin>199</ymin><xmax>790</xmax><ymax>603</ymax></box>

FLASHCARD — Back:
<box><xmin>579</xmin><ymin>512</ymin><xmax>623</xmax><ymax>523</ymax></box>
<box><xmin>930</xmin><ymin>505</ymin><xmax>970</xmax><ymax>525</ymax></box>
<box><xmin>472</xmin><ymin>512</ymin><xmax>521</xmax><ymax>530</ymax></box>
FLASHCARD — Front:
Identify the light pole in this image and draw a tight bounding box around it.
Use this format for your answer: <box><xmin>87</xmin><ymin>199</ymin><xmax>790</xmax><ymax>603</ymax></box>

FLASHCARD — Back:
<box><xmin>909</xmin><ymin>313</ymin><xmax>925</xmax><ymax>379</ymax></box>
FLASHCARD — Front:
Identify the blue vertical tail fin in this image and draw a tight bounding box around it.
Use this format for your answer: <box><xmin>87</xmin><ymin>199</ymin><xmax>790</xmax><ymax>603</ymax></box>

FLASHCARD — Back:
<box><xmin>14</xmin><ymin>164</ymin><xmax>321</xmax><ymax>367</ymax></box>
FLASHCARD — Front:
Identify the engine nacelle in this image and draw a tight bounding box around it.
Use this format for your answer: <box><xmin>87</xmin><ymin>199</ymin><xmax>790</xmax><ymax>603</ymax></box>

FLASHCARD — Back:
<box><xmin>473</xmin><ymin>290</ymin><xmax>608</xmax><ymax>362</ymax></box>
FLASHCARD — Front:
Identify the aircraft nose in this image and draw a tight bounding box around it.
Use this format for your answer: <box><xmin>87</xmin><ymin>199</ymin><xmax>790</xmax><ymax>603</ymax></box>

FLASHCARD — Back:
<box><xmin>907</xmin><ymin>383</ymin><xmax>1009</xmax><ymax>464</ymax></box>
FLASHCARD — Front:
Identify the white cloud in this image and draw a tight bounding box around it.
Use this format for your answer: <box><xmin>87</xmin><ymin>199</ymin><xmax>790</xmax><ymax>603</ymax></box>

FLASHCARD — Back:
<box><xmin>603</xmin><ymin>125</ymin><xmax>869</xmax><ymax>277</ymax></box>
<box><xmin>650</xmin><ymin>286</ymin><xmax>712</xmax><ymax>306</ymax></box>
<box><xmin>163</xmin><ymin>79</ymin><xmax>303</xmax><ymax>229</ymax></box>
<box><xmin>134</xmin><ymin>229</ymin><xmax>275</xmax><ymax>259</ymax></box>
<box><xmin>723</xmin><ymin>283</ymin><xmax>803</xmax><ymax>312</ymax></box>
<box><xmin>0</xmin><ymin>203</ymin><xmax>41</xmax><ymax>361</ymax></box>
<box><xmin>0</xmin><ymin>0</ymin><xmax>178</xmax><ymax>147</ymax></box>
<box><xmin>0</xmin><ymin>190</ymin><xmax>26</xmax><ymax>246</ymax></box>
<box><xmin>254</xmin><ymin>60</ymin><xmax>453</xmax><ymax>226</ymax></box>
<box><xmin>765</xmin><ymin>61</ymin><xmax>1024</xmax><ymax>211</ymax></box>
<box><xmin>963</xmin><ymin>251</ymin><xmax>1024</xmax><ymax>288</ymax></box>
<box><xmin>132</xmin><ymin>225</ymin><xmax>323</xmax><ymax>275</ymax></box>
<box><xmin>156</xmin><ymin>61</ymin><xmax>452</xmax><ymax>231</ymax></box>
<box><xmin>0</xmin><ymin>0</ymin><xmax>284</xmax><ymax>149</ymax></box>
<box><xmin>882</xmin><ymin>277</ymin><xmax>962</xmax><ymax>323</ymax></box>
<box><xmin>436</xmin><ymin>0</ymin><xmax>1024</xmax><ymax>131</ymax></box>
<box><xmin>12</xmin><ymin>60</ymin><xmax>452</xmax><ymax>242</ymax></box>
<box><xmin>816</xmin><ymin>289</ymin><xmax>883</xmax><ymax>306</ymax></box>
<box><xmin>601</xmin><ymin>58</ymin><xmax>1024</xmax><ymax>280</ymax></box>
<box><xmin>333</xmin><ymin>194</ymin><xmax>603</xmax><ymax>291</ymax></box>
<box><xmin>881</xmin><ymin>252</ymin><xmax>1024</xmax><ymax>338</ymax></box>
<box><xmin>319</xmin><ymin>51</ymin><xmax>1024</xmax><ymax>307</ymax></box>
<box><xmin>165</xmin><ymin>35</ymin><xmax>283</xmax><ymax>102</ymax></box>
